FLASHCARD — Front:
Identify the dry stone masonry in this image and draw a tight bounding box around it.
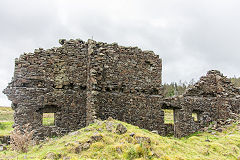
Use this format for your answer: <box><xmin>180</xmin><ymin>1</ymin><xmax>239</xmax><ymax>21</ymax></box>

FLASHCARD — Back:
<box><xmin>163</xmin><ymin>70</ymin><xmax>240</xmax><ymax>137</ymax></box>
<box><xmin>3</xmin><ymin>39</ymin><xmax>240</xmax><ymax>139</ymax></box>
<box><xmin>3</xmin><ymin>39</ymin><xmax>163</xmax><ymax>139</ymax></box>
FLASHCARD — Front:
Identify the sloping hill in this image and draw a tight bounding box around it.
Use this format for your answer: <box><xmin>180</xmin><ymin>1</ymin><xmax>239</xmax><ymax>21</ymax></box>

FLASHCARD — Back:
<box><xmin>1</xmin><ymin>118</ymin><xmax>239</xmax><ymax>160</ymax></box>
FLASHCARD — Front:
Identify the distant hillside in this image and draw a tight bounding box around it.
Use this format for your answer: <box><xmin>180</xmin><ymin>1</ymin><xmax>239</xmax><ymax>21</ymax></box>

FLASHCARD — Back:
<box><xmin>1</xmin><ymin>118</ymin><xmax>239</xmax><ymax>160</ymax></box>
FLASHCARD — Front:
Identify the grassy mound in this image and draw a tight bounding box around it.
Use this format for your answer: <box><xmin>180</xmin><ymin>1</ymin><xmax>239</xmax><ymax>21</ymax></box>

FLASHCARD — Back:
<box><xmin>0</xmin><ymin>118</ymin><xmax>239</xmax><ymax>160</ymax></box>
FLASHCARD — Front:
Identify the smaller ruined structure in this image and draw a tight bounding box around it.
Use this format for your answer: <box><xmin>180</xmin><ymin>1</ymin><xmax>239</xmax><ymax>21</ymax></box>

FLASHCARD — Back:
<box><xmin>163</xmin><ymin>70</ymin><xmax>240</xmax><ymax>137</ymax></box>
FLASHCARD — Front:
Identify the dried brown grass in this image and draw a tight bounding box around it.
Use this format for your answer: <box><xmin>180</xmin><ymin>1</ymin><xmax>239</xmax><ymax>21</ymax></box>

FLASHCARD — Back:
<box><xmin>10</xmin><ymin>124</ymin><xmax>34</xmax><ymax>153</ymax></box>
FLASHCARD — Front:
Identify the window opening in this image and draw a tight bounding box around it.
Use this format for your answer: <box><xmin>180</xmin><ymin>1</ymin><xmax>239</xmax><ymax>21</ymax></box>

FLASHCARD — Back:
<box><xmin>192</xmin><ymin>113</ymin><xmax>198</xmax><ymax>122</ymax></box>
<box><xmin>43</xmin><ymin>113</ymin><xmax>55</xmax><ymax>126</ymax></box>
<box><xmin>163</xmin><ymin>109</ymin><xmax>174</xmax><ymax>124</ymax></box>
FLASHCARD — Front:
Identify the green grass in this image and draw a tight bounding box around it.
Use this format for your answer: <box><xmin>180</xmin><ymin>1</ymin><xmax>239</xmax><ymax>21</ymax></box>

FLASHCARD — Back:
<box><xmin>0</xmin><ymin>107</ymin><xmax>239</xmax><ymax>160</ymax></box>
<box><xmin>192</xmin><ymin>113</ymin><xmax>198</xmax><ymax>121</ymax></box>
<box><xmin>42</xmin><ymin>113</ymin><xmax>55</xmax><ymax>126</ymax></box>
<box><xmin>0</xmin><ymin>119</ymin><xmax>239</xmax><ymax>160</ymax></box>
<box><xmin>0</xmin><ymin>107</ymin><xmax>14</xmax><ymax>122</ymax></box>
<box><xmin>0</xmin><ymin>107</ymin><xmax>14</xmax><ymax>136</ymax></box>
<box><xmin>163</xmin><ymin>109</ymin><xmax>174</xmax><ymax>124</ymax></box>
<box><xmin>164</xmin><ymin>109</ymin><xmax>198</xmax><ymax>124</ymax></box>
<box><xmin>0</xmin><ymin>121</ymin><xmax>14</xmax><ymax>136</ymax></box>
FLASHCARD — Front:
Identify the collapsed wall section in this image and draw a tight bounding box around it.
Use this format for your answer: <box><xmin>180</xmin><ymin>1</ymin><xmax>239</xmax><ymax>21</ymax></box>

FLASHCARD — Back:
<box><xmin>163</xmin><ymin>70</ymin><xmax>240</xmax><ymax>137</ymax></box>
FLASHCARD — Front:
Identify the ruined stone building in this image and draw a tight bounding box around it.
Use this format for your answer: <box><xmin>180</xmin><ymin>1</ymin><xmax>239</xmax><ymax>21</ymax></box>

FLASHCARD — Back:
<box><xmin>3</xmin><ymin>39</ymin><xmax>163</xmax><ymax>139</ymax></box>
<box><xmin>163</xmin><ymin>70</ymin><xmax>240</xmax><ymax>137</ymax></box>
<box><xmin>3</xmin><ymin>39</ymin><xmax>240</xmax><ymax>139</ymax></box>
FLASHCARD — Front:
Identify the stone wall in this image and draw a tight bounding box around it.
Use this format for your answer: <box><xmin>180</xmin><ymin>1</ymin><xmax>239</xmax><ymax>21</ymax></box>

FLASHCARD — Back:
<box><xmin>85</xmin><ymin>39</ymin><xmax>163</xmax><ymax>125</ymax></box>
<box><xmin>3</xmin><ymin>38</ymin><xmax>239</xmax><ymax>139</ymax></box>
<box><xmin>163</xmin><ymin>70</ymin><xmax>240</xmax><ymax>137</ymax></box>
<box><xmin>3</xmin><ymin>39</ymin><xmax>164</xmax><ymax>139</ymax></box>
<box><xmin>4</xmin><ymin>39</ymin><xmax>89</xmax><ymax>139</ymax></box>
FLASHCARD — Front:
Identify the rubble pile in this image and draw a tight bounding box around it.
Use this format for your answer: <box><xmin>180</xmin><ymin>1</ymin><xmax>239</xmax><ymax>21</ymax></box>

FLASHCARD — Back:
<box><xmin>201</xmin><ymin>118</ymin><xmax>239</xmax><ymax>133</ymax></box>
<box><xmin>185</xmin><ymin>70</ymin><xmax>240</xmax><ymax>97</ymax></box>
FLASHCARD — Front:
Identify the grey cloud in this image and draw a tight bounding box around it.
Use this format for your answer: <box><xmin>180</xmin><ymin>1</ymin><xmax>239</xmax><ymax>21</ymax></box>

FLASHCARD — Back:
<box><xmin>1</xmin><ymin>0</ymin><xmax>240</xmax><ymax>106</ymax></box>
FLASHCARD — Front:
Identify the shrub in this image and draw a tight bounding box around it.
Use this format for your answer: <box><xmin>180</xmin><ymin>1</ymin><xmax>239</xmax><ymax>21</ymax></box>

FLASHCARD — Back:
<box><xmin>10</xmin><ymin>124</ymin><xmax>34</xmax><ymax>152</ymax></box>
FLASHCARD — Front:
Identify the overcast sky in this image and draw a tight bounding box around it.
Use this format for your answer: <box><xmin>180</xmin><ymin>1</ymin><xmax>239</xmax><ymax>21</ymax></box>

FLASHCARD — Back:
<box><xmin>1</xmin><ymin>0</ymin><xmax>240</xmax><ymax>106</ymax></box>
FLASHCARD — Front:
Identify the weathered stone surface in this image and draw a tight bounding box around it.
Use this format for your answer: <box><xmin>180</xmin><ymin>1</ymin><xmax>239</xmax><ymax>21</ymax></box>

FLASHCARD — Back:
<box><xmin>163</xmin><ymin>70</ymin><xmax>240</xmax><ymax>137</ymax></box>
<box><xmin>74</xmin><ymin>142</ymin><xmax>91</xmax><ymax>154</ymax></box>
<box><xmin>105</xmin><ymin>121</ymin><xmax>114</xmax><ymax>132</ymax></box>
<box><xmin>0</xmin><ymin>145</ymin><xmax>7</xmax><ymax>151</ymax></box>
<box><xmin>116</xmin><ymin>123</ymin><xmax>127</xmax><ymax>134</ymax></box>
<box><xmin>3</xmin><ymin>39</ymin><xmax>163</xmax><ymax>140</ymax></box>
<box><xmin>135</xmin><ymin>136</ymin><xmax>151</xmax><ymax>144</ymax></box>
<box><xmin>45</xmin><ymin>152</ymin><xmax>61</xmax><ymax>159</ymax></box>
<box><xmin>129</xmin><ymin>132</ymin><xmax>135</xmax><ymax>137</ymax></box>
<box><xmin>151</xmin><ymin>130</ymin><xmax>158</xmax><ymax>134</ymax></box>
<box><xmin>68</xmin><ymin>131</ymin><xmax>81</xmax><ymax>136</ymax></box>
<box><xmin>62</xmin><ymin>157</ymin><xmax>71</xmax><ymax>160</ymax></box>
<box><xmin>0</xmin><ymin>136</ymin><xmax>10</xmax><ymax>145</ymax></box>
<box><xmin>90</xmin><ymin>134</ymin><xmax>103</xmax><ymax>142</ymax></box>
<box><xmin>116</xmin><ymin>146</ymin><xmax>122</xmax><ymax>153</ymax></box>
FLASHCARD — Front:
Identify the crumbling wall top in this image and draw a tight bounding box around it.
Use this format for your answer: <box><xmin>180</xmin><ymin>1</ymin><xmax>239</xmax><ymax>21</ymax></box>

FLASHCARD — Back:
<box><xmin>184</xmin><ymin>70</ymin><xmax>240</xmax><ymax>97</ymax></box>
